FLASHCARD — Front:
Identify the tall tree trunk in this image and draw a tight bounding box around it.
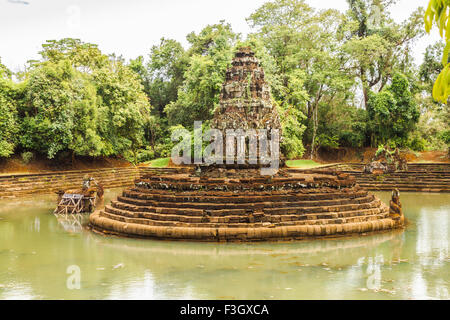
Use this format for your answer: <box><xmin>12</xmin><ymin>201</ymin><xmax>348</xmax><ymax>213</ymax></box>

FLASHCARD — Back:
<box><xmin>310</xmin><ymin>104</ymin><xmax>318</xmax><ymax>160</ymax></box>
<box><xmin>307</xmin><ymin>101</ymin><xmax>312</xmax><ymax>120</ymax></box>
<box><xmin>363</xmin><ymin>86</ymin><xmax>369</xmax><ymax>110</ymax></box>
<box><xmin>360</xmin><ymin>67</ymin><xmax>369</xmax><ymax>109</ymax></box>
<box><xmin>309</xmin><ymin>85</ymin><xmax>323</xmax><ymax>160</ymax></box>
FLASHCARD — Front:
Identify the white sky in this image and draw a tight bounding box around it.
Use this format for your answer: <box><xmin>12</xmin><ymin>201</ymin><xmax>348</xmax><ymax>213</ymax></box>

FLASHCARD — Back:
<box><xmin>0</xmin><ymin>0</ymin><xmax>442</xmax><ymax>72</ymax></box>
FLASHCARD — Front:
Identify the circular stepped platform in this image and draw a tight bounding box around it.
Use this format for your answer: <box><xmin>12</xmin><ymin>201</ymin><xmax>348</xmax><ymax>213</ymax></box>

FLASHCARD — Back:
<box><xmin>90</xmin><ymin>170</ymin><xmax>403</xmax><ymax>242</ymax></box>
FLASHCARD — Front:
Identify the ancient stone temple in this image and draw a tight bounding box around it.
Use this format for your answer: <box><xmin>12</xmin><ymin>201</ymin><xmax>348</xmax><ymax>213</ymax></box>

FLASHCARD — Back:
<box><xmin>89</xmin><ymin>47</ymin><xmax>404</xmax><ymax>241</ymax></box>
<box><xmin>212</xmin><ymin>46</ymin><xmax>281</xmax><ymax>133</ymax></box>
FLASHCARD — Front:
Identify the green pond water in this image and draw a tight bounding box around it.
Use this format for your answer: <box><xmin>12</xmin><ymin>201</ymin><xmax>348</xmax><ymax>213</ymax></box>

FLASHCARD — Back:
<box><xmin>0</xmin><ymin>189</ymin><xmax>448</xmax><ymax>300</ymax></box>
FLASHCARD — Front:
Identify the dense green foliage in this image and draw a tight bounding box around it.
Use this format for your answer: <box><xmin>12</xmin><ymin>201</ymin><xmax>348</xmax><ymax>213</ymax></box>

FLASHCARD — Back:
<box><xmin>367</xmin><ymin>73</ymin><xmax>420</xmax><ymax>146</ymax></box>
<box><xmin>0</xmin><ymin>0</ymin><xmax>448</xmax><ymax>163</ymax></box>
<box><xmin>2</xmin><ymin>39</ymin><xmax>151</xmax><ymax>162</ymax></box>
<box><xmin>416</xmin><ymin>41</ymin><xmax>450</xmax><ymax>151</ymax></box>
<box><xmin>165</xmin><ymin>22</ymin><xmax>238</xmax><ymax>127</ymax></box>
<box><xmin>0</xmin><ymin>59</ymin><xmax>19</xmax><ymax>157</ymax></box>
<box><xmin>424</xmin><ymin>0</ymin><xmax>450</xmax><ymax>102</ymax></box>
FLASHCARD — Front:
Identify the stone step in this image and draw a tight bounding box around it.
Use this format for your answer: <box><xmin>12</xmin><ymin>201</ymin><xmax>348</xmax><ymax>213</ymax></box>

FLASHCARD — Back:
<box><xmin>91</xmin><ymin>213</ymin><xmax>397</xmax><ymax>241</ymax></box>
<box><xmin>107</xmin><ymin>203</ymin><xmax>387</xmax><ymax>222</ymax></box>
<box><xmin>122</xmin><ymin>190</ymin><xmax>372</xmax><ymax>205</ymax></box>
<box><xmin>99</xmin><ymin>208</ymin><xmax>389</xmax><ymax>229</ymax></box>
<box><xmin>360</xmin><ymin>186</ymin><xmax>450</xmax><ymax>192</ymax></box>
<box><xmin>358</xmin><ymin>184</ymin><xmax>449</xmax><ymax>188</ymax></box>
<box><xmin>358</xmin><ymin>183</ymin><xmax>450</xmax><ymax>189</ymax></box>
<box><xmin>356</xmin><ymin>179</ymin><xmax>450</xmax><ymax>183</ymax></box>
<box><xmin>355</xmin><ymin>175</ymin><xmax>450</xmax><ymax>179</ymax></box>
<box><xmin>110</xmin><ymin>197</ymin><xmax>381</xmax><ymax>216</ymax></box>
<box><xmin>129</xmin><ymin>187</ymin><xmax>369</xmax><ymax>201</ymax></box>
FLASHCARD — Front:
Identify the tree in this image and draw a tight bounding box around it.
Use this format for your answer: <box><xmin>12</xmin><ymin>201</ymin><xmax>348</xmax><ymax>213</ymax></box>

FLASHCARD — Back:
<box><xmin>0</xmin><ymin>58</ymin><xmax>12</xmax><ymax>79</ymax></box>
<box><xmin>165</xmin><ymin>22</ymin><xmax>239</xmax><ymax>127</ymax></box>
<box><xmin>367</xmin><ymin>73</ymin><xmax>420</xmax><ymax>146</ymax></box>
<box><xmin>415</xmin><ymin>41</ymin><xmax>450</xmax><ymax>151</ymax></box>
<box><xmin>146</xmin><ymin>38</ymin><xmax>187</xmax><ymax>118</ymax></box>
<box><xmin>19</xmin><ymin>39</ymin><xmax>152</xmax><ymax>162</ymax></box>
<box><xmin>248</xmin><ymin>0</ymin><xmax>354</xmax><ymax>158</ymax></box>
<box><xmin>344</xmin><ymin>0</ymin><xmax>424</xmax><ymax>108</ymax></box>
<box><xmin>94</xmin><ymin>57</ymin><xmax>151</xmax><ymax>163</ymax></box>
<box><xmin>20</xmin><ymin>39</ymin><xmax>107</xmax><ymax>160</ymax></box>
<box><xmin>37</xmin><ymin>38</ymin><xmax>109</xmax><ymax>72</ymax></box>
<box><xmin>318</xmin><ymin>101</ymin><xmax>368</xmax><ymax>149</ymax></box>
<box><xmin>413</xmin><ymin>105</ymin><xmax>449</xmax><ymax>150</ymax></box>
<box><xmin>0</xmin><ymin>58</ymin><xmax>19</xmax><ymax>158</ymax></box>
<box><xmin>20</xmin><ymin>59</ymin><xmax>102</xmax><ymax>159</ymax></box>
<box><xmin>420</xmin><ymin>41</ymin><xmax>445</xmax><ymax>90</ymax></box>
<box><xmin>279</xmin><ymin>105</ymin><xmax>306</xmax><ymax>159</ymax></box>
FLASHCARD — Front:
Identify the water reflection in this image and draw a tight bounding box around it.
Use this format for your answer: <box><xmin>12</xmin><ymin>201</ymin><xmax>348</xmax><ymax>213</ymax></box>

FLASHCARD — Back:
<box><xmin>0</xmin><ymin>191</ymin><xmax>448</xmax><ymax>300</ymax></box>
<box><xmin>1</xmin><ymin>281</ymin><xmax>37</xmax><ymax>300</ymax></box>
<box><xmin>55</xmin><ymin>214</ymin><xmax>89</xmax><ymax>233</ymax></box>
<box><xmin>416</xmin><ymin>206</ymin><xmax>448</xmax><ymax>266</ymax></box>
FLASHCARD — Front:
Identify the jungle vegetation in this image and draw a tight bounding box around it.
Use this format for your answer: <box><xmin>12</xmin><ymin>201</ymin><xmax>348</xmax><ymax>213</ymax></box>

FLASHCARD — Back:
<box><xmin>0</xmin><ymin>0</ymin><xmax>448</xmax><ymax>164</ymax></box>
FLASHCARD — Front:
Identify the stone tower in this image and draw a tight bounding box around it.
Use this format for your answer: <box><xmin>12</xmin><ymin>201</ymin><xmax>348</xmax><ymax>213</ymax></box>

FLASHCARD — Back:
<box><xmin>212</xmin><ymin>47</ymin><xmax>282</xmax><ymax>133</ymax></box>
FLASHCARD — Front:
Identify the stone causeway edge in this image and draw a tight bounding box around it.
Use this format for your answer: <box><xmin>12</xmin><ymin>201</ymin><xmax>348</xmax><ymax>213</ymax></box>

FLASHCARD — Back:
<box><xmin>295</xmin><ymin>163</ymin><xmax>450</xmax><ymax>193</ymax></box>
<box><xmin>0</xmin><ymin>167</ymin><xmax>186</xmax><ymax>199</ymax></box>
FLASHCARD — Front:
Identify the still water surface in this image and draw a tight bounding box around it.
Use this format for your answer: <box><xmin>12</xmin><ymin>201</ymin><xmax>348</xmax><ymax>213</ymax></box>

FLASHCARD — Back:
<box><xmin>0</xmin><ymin>189</ymin><xmax>448</xmax><ymax>300</ymax></box>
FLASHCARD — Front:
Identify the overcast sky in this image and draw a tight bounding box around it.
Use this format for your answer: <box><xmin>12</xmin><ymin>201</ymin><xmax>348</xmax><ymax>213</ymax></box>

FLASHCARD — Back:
<box><xmin>0</xmin><ymin>0</ymin><xmax>442</xmax><ymax>72</ymax></box>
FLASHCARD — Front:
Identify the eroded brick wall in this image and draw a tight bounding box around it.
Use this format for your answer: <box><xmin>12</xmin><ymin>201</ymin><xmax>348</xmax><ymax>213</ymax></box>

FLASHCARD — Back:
<box><xmin>0</xmin><ymin>167</ymin><xmax>141</xmax><ymax>199</ymax></box>
<box><xmin>301</xmin><ymin>163</ymin><xmax>450</xmax><ymax>193</ymax></box>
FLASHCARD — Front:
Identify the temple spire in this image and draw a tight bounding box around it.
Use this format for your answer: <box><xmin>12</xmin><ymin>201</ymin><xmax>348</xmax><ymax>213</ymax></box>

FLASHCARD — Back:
<box><xmin>212</xmin><ymin>47</ymin><xmax>282</xmax><ymax>133</ymax></box>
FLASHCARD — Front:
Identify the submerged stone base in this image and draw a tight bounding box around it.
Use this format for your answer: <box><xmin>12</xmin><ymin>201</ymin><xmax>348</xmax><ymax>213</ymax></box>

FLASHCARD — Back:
<box><xmin>89</xmin><ymin>170</ymin><xmax>404</xmax><ymax>242</ymax></box>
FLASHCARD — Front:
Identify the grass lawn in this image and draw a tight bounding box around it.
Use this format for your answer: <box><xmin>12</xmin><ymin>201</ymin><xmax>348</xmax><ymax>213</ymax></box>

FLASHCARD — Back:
<box><xmin>147</xmin><ymin>158</ymin><xmax>170</xmax><ymax>168</ymax></box>
<box><xmin>285</xmin><ymin>159</ymin><xmax>323</xmax><ymax>169</ymax></box>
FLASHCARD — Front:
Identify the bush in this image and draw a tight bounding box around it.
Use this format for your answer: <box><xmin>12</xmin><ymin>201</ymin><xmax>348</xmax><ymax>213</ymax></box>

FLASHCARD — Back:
<box><xmin>441</xmin><ymin>130</ymin><xmax>450</xmax><ymax>156</ymax></box>
<box><xmin>339</xmin><ymin>130</ymin><xmax>365</xmax><ymax>148</ymax></box>
<box><xmin>375</xmin><ymin>144</ymin><xmax>394</xmax><ymax>158</ymax></box>
<box><xmin>137</xmin><ymin>147</ymin><xmax>155</xmax><ymax>163</ymax></box>
<box><xmin>0</xmin><ymin>140</ymin><xmax>15</xmax><ymax>158</ymax></box>
<box><xmin>154</xmin><ymin>142</ymin><xmax>174</xmax><ymax>158</ymax></box>
<box><xmin>440</xmin><ymin>130</ymin><xmax>450</xmax><ymax>145</ymax></box>
<box><xmin>316</xmin><ymin>134</ymin><xmax>339</xmax><ymax>149</ymax></box>
<box><xmin>21</xmin><ymin>151</ymin><xmax>34</xmax><ymax>164</ymax></box>
<box><xmin>408</xmin><ymin>136</ymin><xmax>427</xmax><ymax>152</ymax></box>
<box><xmin>0</xmin><ymin>80</ymin><xmax>19</xmax><ymax>158</ymax></box>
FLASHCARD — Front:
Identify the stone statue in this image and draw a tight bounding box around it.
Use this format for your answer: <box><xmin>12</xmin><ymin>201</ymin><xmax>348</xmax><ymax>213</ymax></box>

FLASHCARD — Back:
<box><xmin>389</xmin><ymin>188</ymin><xmax>404</xmax><ymax>225</ymax></box>
<box><xmin>364</xmin><ymin>146</ymin><xmax>408</xmax><ymax>174</ymax></box>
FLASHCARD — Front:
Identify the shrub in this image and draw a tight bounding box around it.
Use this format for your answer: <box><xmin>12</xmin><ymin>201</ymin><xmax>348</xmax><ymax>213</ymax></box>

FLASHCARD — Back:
<box><xmin>317</xmin><ymin>134</ymin><xmax>339</xmax><ymax>149</ymax></box>
<box><xmin>137</xmin><ymin>147</ymin><xmax>155</xmax><ymax>163</ymax></box>
<box><xmin>408</xmin><ymin>136</ymin><xmax>427</xmax><ymax>152</ymax></box>
<box><xmin>440</xmin><ymin>130</ymin><xmax>450</xmax><ymax>145</ymax></box>
<box><xmin>21</xmin><ymin>151</ymin><xmax>34</xmax><ymax>164</ymax></box>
